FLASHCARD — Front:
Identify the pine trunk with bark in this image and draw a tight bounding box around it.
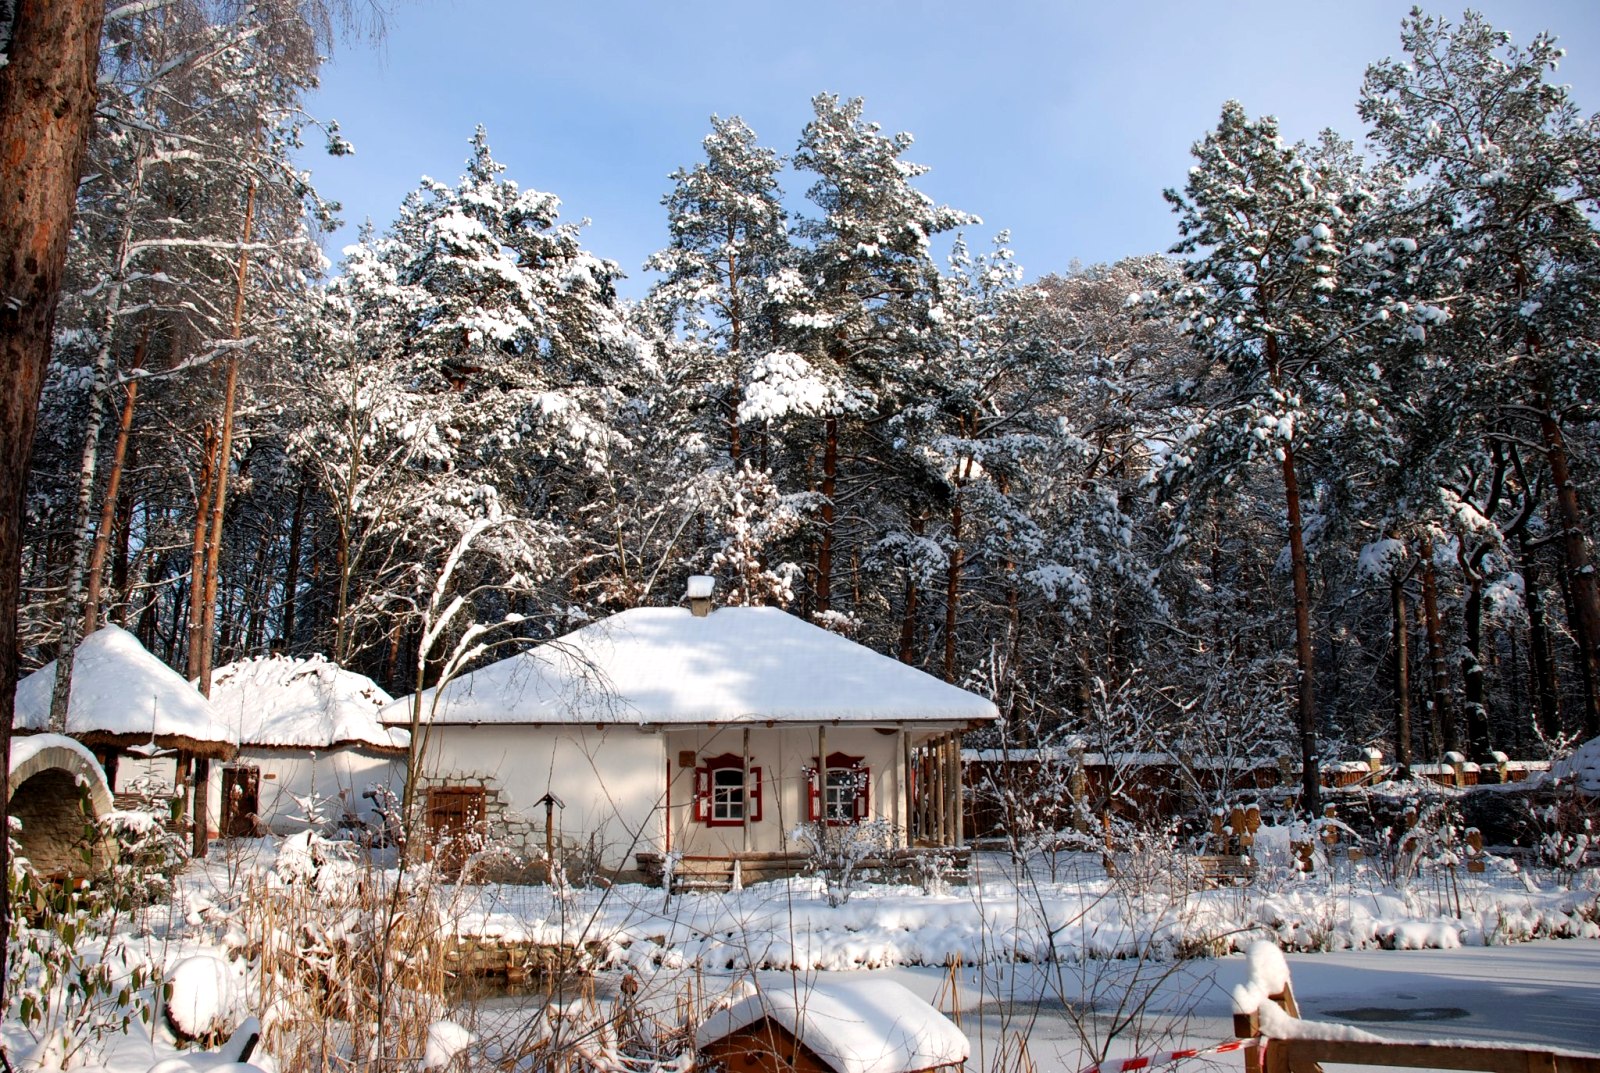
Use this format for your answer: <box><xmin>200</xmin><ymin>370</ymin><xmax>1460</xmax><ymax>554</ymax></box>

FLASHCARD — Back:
<box><xmin>84</xmin><ymin>332</ymin><xmax>147</xmax><ymax>631</ymax></box>
<box><xmin>815</xmin><ymin>414</ymin><xmax>838</xmax><ymax>615</ymax></box>
<box><xmin>1418</xmin><ymin>536</ymin><xmax>1453</xmax><ymax>756</ymax></box>
<box><xmin>1537</xmin><ymin>403</ymin><xmax>1600</xmax><ymax>738</ymax></box>
<box><xmin>0</xmin><ymin>0</ymin><xmax>109</xmax><ymax>1012</ymax></box>
<box><xmin>48</xmin><ymin>173</ymin><xmax>147</xmax><ymax>730</ymax></box>
<box><xmin>1269</xmin><ymin>334</ymin><xmax>1320</xmax><ymax>815</ymax></box>
<box><xmin>1392</xmin><ymin>576</ymin><xmax>1411</xmax><ymax>773</ymax></box>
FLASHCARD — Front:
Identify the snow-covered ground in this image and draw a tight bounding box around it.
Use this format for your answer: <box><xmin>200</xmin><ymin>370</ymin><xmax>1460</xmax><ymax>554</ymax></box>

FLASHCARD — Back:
<box><xmin>444</xmin><ymin>848</ymin><xmax>1598</xmax><ymax>972</ymax></box>
<box><xmin>8</xmin><ymin>836</ymin><xmax>1596</xmax><ymax>1072</ymax></box>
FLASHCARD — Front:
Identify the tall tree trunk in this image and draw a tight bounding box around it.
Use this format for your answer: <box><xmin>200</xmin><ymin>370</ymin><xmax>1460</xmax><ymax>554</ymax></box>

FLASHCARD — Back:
<box><xmin>1537</xmin><ymin>403</ymin><xmax>1600</xmax><ymax>738</ymax></box>
<box><xmin>196</xmin><ymin>177</ymin><xmax>257</xmax><ymax>703</ymax></box>
<box><xmin>1280</xmin><ymin>436</ymin><xmax>1320</xmax><ymax>813</ymax></box>
<box><xmin>1516</xmin><ymin>532</ymin><xmax>1562</xmax><ymax>740</ymax></box>
<box><xmin>84</xmin><ymin>332</ymin><xmax>148</xmax><ymax>631</ymax></box>
<box><xmin>186</xmin><ymin>429</ymin><xmax>218</xmax><ymax>682</ymax></box>
<box><xmin>899</xmin><ymin>573</ymin><xmax>918</xmax><ymax>665</ymax></box>
<box><xmin>0</xmin><ymin>0</ymin><xmax>108</xmax><ymax>1013</ymax></box>
<box><xmin>1418</xmin><ymin>536</ymin><xmax>1452</xmax><ymax>756</ymax></box>
<box><xmin>109</xmin><ymin>453</ymin><xmax>136</xmax><ymax>623</ymax></box>
<box><xmin>1392</xmin><ymin>577</ymin><xmax>1412</xmax><ymax>774</ymax></box>
<box><xmin>1555</xmin><ymin>559</ymin><xmax>1598</xmax><ymax>734</ymax></box>
<box><xmin>1461</xmin><ymin>569</ymin><xmax>1493</xmax><ymax>760</ymax></box>
<box><xmin>46</xmin><ymin>151</ymin><xmax>147</xmax><ymax>730</ymax></box>
<box><xmin>815</xmin><ymin>415</ymin><xmax>838</xmax><ymax>615</ymax></box>
<box><xmin>944</xmin><ymin>466</ymin><xmax>969</xmax><ymax>684</ymax></box>
<box><xmin>281</xmin><ymin>470</ymin><xmax>307</xmax><ymax>649</ymax></box>
<box><xmin>725</xmin><ymin>243</ymin><xmax>743</xmax><ymax>462</ymax></box>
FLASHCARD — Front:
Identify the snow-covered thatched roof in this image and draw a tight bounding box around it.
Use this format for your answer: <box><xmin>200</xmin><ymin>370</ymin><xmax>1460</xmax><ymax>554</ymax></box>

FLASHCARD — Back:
<box><xmin>696</xmin><ymin>977</ymin><xmax>969</xmax><ymax>1073</ymax></box>
<box><xmin>1553</xmin><ymin>736</ymin><xmax>1600</xmax><ymax>794</ymax></box>
<box><xmin>14</xmin><ymin>625</ymin><xmax>233</xmax><ymax>756</ymax></box>
<box><xmin>209</xmin><ymin>654</ymin><xmax>409</xmax><ymax>752</ymax></box>
<box><xmin>383</xmin><ymin>606</ymin><xmax>998</xmax><ymax>727</ymax></box>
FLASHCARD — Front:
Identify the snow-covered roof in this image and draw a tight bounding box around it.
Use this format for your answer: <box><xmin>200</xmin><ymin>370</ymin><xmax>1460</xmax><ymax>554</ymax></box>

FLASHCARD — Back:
<box><xmin>13</xmin><ymin>626</ymin><xmax>231</xmax><ymax>749</ymax></box>
<box><xmin>384</xmin><ymin>606</ymin><xmax>998</xmax><ymax>727</ymax></box>
<box><xmin>1553</xmin><ymin>736</ymin><xmax>1600</xmax><ymax>794</ymax></box>
<box><xmin>696</xmin><ymin>978</ymin><xmax>968</xmax><ymax>1073</ymax></box>
<box><xmin>209</xmin><ymin>654</ymin><xmax>409</xmax><ymax>751</ymax></box>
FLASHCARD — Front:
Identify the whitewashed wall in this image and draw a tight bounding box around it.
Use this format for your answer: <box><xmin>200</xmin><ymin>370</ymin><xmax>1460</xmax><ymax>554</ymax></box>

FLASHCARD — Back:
<box><xmin>112</xmin><ymin>756</ymin><xmax>224</xmax><ymax>835</ymax></box>
<box><xmin>660</xmin><ymin>726</ymin><xmax>907</xmax><ymax>857</ymax></box>
<box><xmin>415</xmin><ymin>724</ymin><xmax>665</xmax><ymax>869</ymax></box>
<box><xmin>235</xmin><ymin>746</ymin><xmax>404</xmax><ymax>834</ymax></box>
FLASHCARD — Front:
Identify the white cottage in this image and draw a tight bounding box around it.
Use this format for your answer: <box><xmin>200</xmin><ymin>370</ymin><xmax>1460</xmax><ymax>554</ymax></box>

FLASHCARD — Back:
<box><xmin>384</xmin><ymin>584</ymin><xmax>998</xmax><ymax>881</ymax></box>
<box><xmin>13</xmin><ymin>625</ymin><xmax>234</xmax><ymax>849</ymax></box>
<box><xmin>208</xmin><ymin>654</ymin><xmax>409</xmax><ymax>837</ymax></box>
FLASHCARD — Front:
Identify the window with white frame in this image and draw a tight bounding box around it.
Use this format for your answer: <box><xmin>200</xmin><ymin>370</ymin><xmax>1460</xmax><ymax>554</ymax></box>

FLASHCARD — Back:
<box><xmin>693</xmin><ymin>753</ymin><xmax>762</xmax><ymax>827</ymax></box>
<box><xmin>807</xmin><ymin>752</ymin><xmax>868</xmax><ymax>824</ymax></box>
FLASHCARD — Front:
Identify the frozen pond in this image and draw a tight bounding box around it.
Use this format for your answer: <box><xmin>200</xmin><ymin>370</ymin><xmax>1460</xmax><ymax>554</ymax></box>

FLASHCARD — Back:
<box><xmin>467</xmin><ymin>939</ymin><xmax>1600</xmax><ymax>1068</ymax></box>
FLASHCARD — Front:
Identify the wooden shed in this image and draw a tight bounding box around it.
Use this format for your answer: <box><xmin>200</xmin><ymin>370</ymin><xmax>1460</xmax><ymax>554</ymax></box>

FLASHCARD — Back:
<box><xmin>696</xmin><ymin>978</ymin><xmax>967</xmax><ymax>1073</ymax></box>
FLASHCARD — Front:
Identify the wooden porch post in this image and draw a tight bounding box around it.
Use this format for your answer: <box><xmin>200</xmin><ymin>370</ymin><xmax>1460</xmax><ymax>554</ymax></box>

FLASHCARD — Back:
<box><xmin>741</xmin><ymin>727</ymin><xmax>752</xmax><ymax>854</ymax></box>
<box><xmin>899</xmin><ymin>727</ymin><xmax>911</xmax><ymax>849</ymax></box>
<box><xmin>818</xmin><ymin>724</ymin><xmax>828</xmax><ymax>826</ymax></box>
<box><xmin>947</xmin><ymin>735</ymin><xmax>960</xmax><ymax>850</ymax></box>
<box><xmin>944</xmin><ymin>736</ymin><xmax>958</xmax><ymax>846</ymax></box>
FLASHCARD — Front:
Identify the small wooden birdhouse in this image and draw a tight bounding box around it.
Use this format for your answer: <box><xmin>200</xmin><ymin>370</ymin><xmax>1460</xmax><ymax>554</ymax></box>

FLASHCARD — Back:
<box><xmin>696</xmin><ymin>978</ymin><xmax>968</xmax><ymax>1073</ymax></box>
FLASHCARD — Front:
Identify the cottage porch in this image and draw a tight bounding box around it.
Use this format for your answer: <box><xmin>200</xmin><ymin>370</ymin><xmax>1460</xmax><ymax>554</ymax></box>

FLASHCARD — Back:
<box><xmin>640</xmin><ymin>723</ymin><xmax>969</xmax><ymax>889</ymax></box>
<box><xmin>635</xmin><ymin>845</ymin><xmax>972</xmax><ymax>891</ymax></box>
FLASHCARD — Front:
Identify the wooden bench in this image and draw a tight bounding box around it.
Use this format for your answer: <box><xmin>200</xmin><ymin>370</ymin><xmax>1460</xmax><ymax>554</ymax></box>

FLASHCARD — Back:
<box><xmin>1194</xmin><ymin>853</ymin><xmax>1257</xmax><ymax>887</ymax></box>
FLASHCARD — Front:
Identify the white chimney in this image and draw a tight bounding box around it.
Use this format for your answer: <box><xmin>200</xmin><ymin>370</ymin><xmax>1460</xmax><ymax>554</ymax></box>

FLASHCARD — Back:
<box><xmin>686</xmin><ymin>575</ymin><xmax>715</xmax><ymax>617</ymax></box>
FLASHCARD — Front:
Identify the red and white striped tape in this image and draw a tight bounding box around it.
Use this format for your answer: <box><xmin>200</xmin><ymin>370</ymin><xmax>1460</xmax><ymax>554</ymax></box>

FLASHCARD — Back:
<box><xmin>1076</xmin><ymin>1036</ymin><xmax>1257</xmax><ymax>1073</ymax></box>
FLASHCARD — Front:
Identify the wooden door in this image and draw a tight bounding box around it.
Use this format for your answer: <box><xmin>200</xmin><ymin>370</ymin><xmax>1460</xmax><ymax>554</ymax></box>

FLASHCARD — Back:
<box><xmin>221</xmin><ymin>765</ymin><xmax>260</xmax><ymax>838</ymax></box>
<box><xmin>425</xmin><ymin>787</ymin><xmax>486</xmax><ymax>869</ymax></box>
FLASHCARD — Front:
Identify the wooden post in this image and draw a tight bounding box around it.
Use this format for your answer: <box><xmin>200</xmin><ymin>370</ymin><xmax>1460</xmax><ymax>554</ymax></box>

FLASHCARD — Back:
<box><xmin>1070</xmin><ymin>744</ymin><xmax>1088</xmax><ymax>833</ymax></box>
<box><xmin>900</xmin><ymin>727</ymin><xmax>912</xmax><ymax>849</ymax></box>
<box><xmin>818</xmin><ymin>724</ymin><xmax>828</xmax><ymax>827</ymax></box>
<box><xmin>950</xmin><ymin>734</ymin><xmax>964</xmax><ymax>847</ymax></box>
<box><xmin>741</xmin><ymin>727</ymin><xmax>752</xmax><ymax>854</ymax></box>
<box><xmin>192</xmin><ymin>756</ymin><xmax>210</xmax><ymax>857</ymax></box>
<box><xmin>173</xmin><ymin>751</ymin><xmax>192</xmax><ymax>829</ymax></box>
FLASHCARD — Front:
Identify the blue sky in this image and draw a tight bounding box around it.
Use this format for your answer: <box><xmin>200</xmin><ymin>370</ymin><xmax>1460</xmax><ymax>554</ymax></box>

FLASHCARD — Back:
<box><xmin>305</xmin><ymin>1</ymin><xmax>1600</xmax><ymax>298</ymax></box>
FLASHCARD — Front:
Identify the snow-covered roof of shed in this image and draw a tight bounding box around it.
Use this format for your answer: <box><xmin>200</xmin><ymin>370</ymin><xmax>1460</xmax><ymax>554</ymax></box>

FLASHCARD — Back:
<box><xmin>1553</xmin><ymin>735</ymin><xmax>1600</xmax><ymax>794</ymax></box>
<box><xmin>385</xmin><ymin>606</ymin><xmax>998</xmax><ymax>726</ymax></box>
<box><xmin>696</xmin><ymin>977</ymin><xmax>969</xmax><ymax>1073</ymax></box>
<box><xmin>13</xmin><ymin>625</ymin><xmax>229</xmax><ymax>745</ymax></box>
<box><xmin>208</xmin><ymin>655</ymin><xmax>409</xmax><ymax>751</ymax></box>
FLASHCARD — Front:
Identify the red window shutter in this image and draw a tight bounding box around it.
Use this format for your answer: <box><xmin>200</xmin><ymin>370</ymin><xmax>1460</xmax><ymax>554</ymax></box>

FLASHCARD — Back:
<box><xmin>855</xmin><ymin>768</ymin><xmax>870</xmax><ymax>820</ymax></box>
<box><xmin>806</xmin><ymin>769</ymin><xmax>820</xmax><ymax>822</ymax></box>
<box><xmin>749</xmin><ymin>767</ymin><xmax>763</xmax><ymax>823</ymax></box>
<box><xmin>693</xmin><ymin>766</ymin><xmax>709</xmax><ymax>823</ymax></box>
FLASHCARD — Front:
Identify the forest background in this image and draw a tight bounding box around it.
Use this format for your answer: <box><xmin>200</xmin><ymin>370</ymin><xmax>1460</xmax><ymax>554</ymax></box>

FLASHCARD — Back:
<box><xmin>6</xmin><ymin>1</ymin><xmax>1600</xmax><ymax>831</ymax></box>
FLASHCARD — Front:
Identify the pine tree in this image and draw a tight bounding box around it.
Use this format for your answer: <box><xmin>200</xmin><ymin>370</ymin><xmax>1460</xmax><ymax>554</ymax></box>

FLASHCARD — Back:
<box><xmin>1361</xmin><ymin>9</ymin><xmax>1600</xmax><ymax>739</ymax></box>
<box><xmin>1158</xmin><ymin>101</ymin><xmax>1370</xmax><ymax>812</ymax></box>
<box><xmin>787</xmin><ymin>93</ymin><xmax>976</xmax><ymax>617</ymax></box>
<box><xmin>647</xmin><ymin>115</ymin><xmax>790</xmax><ymax>462</ymax></box>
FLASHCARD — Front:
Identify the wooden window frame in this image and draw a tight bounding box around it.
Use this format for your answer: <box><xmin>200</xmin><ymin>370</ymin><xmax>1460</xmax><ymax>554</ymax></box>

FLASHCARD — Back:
<box><xmin>807</xmin><ymin>752</ymin><xmax>868</xmax><ymax>825</ymax></box>
<box><xmin>693</xmin><ymin>752</ymin><xmax>762</xmax><ymax>827</ymax></box>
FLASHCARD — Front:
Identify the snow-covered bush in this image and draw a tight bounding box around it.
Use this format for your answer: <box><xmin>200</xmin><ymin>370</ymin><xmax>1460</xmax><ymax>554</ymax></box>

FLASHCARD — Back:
<box><xmin>5</xmin><ymin>832</ymin><xmax>157</xmax><ymax>1069</ymax></box>
<box><xmin>791</xmin><ymin>819</ymin><xmax>894</xmax><ymax>907</ymax></box>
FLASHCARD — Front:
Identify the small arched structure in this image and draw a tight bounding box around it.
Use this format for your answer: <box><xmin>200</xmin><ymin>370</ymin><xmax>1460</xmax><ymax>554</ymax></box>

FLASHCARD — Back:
<box><xmin>8</xmin><ymin>737</ymin><xmax>116</xmax><ymax>879</ymax></box>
